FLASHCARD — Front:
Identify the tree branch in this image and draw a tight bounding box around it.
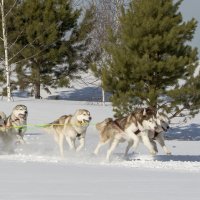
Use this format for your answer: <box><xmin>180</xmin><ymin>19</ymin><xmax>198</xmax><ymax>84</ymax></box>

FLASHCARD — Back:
<box><xmin>8</xmin><ymin>30</ymin><xmax>24</xmax><ymax>49</ymax></box>
<box><xmin>169</xmin><ymin>106</ymin><xmax>186</xmax><ymax>119</ymax></box>
<box><xmin>5</xmin><ymin>0</ymin><xmax>17</xmax><ymax>18</ymax></box>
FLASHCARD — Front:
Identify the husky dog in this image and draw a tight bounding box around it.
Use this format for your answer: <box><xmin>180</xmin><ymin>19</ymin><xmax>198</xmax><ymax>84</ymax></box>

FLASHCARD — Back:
<box><xmin>148</xmin><ymin>112</ymin><xmax>171</xmax><ymax>155</ymax></box>
<box><xmin>94</xmin><ymin>108</ymin><xmax>157</xmax><ymax>161</ymax></box>
<box><xmin>45</xmin><ymin>109</ymin><xmax>92</xmax><ymax>157</ymax></box>
<box><xmin>0</xmin><ymin>111</ymin><xmax>6</xmax><ymax>126</ymax></box>
<box><xmin>0</xmin><ymin>105</ymin><xmax>28</xmax><ymax>152</ymax></box>
<box><xmin>0</xmin><ymin>111</ymin><xmax>6</xmax><ymax>132</ymax></box>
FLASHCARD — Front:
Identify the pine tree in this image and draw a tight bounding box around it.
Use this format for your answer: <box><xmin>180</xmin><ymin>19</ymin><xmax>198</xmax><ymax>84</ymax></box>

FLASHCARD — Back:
<box><xmin>102</xmin><ymin>0</ymin><xmax>199</xmax><ymax>118</ymax></box>
<box><xmin>8</xmin><ymin>0</ymin><xmax>94</xmax><ymax>98</ymax></box>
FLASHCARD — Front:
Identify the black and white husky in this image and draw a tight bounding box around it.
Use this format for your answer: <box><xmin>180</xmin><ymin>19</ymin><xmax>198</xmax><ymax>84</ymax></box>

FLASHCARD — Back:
<box><xmin>94</xmin><ymin>108</ymin><xmax>157</xmax><ymax>161</ymax></box>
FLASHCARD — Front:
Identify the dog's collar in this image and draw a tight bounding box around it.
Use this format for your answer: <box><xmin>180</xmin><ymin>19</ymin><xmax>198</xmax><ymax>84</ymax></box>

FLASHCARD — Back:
<box><xmin>77</xmin><ymin>120</ymin><xmax>89</xmax><ymax>126</ymax></box>
<box><xmin>114</xmin><ymin>120</ymin><xmax>141</xmax><ymax>134</ymax></box>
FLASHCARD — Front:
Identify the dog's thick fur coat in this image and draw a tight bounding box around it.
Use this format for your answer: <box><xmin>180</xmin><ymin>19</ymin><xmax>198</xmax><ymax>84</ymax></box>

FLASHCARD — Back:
<box><xmin>45</xmin><ymin>109</ymin><xmax>91</xmax><ymax>156</ymax></box>
<box><xmin>0</xmin><ymin>105</ymin><xmax>28</xmax><ymax>152</ymax></box>
<box><xmin>94</xmin><ymin>108</ymin><xmax>157</xmax><ymax>160</ymax></box>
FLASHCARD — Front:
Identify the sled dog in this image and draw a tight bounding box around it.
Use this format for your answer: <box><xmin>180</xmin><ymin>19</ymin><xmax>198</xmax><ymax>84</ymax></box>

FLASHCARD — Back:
<box><xmin>94</xmin><ymin>108</ymin><xmax>157</xmax><ymax>161</ymax></box>
<box><xmin>45</xmin><ymin>109</ymin><xmax>91</xmax><ymax>156</ymax></box>
<box><xmin>0</xmin><ymin>105</ymin><xmax>28</xmax><ymax>152</ymax></box>
<box><xmin>0</xmin><ymin>111</ymin><xmax>6</xmax><ymax>127</ymax></box>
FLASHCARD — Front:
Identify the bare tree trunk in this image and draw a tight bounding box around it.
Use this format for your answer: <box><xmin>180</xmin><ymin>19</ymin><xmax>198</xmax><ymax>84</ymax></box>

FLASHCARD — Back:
<box><xmin>0</xmin><ymin>0</ymin><xmax>11</xmax><ymax>102</ymax></box>
<box><xmin>33</xmin><ymin>82</ymin><xmax>41</xmax><ymax>99</ymax></box>
<box><xmin>32</xmin><ymin>66</ymin><xmax>41</xmax><ymax>99</ymax></box>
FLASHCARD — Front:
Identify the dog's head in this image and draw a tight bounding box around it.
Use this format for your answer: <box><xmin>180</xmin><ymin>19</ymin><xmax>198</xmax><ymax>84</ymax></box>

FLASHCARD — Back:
<box><xmin>75</xmin><ymin>109</ymin><xmax>92</xmax><ymax>125</ymax></box>
<box><xmin>156</xmin><ymin>112</ymin><xmax>170</xmax><ymax>132</ymax></box>
<box><xmin>141</xmin><ymin>116</ymin><xmax>157</xmax><ymax>131</ymax></box>
<box><xmin>12</xmin><ymin>105</ymin><xmax>28</xmax><ymax>120</ymax></box>
<box><xmin>135</xmin><ymin>108</ymin><xmax>157</xmax><ymax>131</ymax></box>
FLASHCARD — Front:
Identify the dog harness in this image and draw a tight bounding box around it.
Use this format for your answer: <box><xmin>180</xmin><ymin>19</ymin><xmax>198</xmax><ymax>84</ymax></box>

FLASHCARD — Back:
<box><xmin>113</xmin><ymin>120</ymin><xmax>140</xmax><ymax>135</ymax></box>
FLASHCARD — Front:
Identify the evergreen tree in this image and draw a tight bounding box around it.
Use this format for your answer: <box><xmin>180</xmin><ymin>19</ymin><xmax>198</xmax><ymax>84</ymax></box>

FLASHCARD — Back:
<box><xmin>9</xmin><ymin>0</ymin><xmax>94</xmax><ymax>98</ymax></box>
<box><xmin>102</xmin><ymin>0</ymin><xmax>199</xmax><ymax>118</ymax></box>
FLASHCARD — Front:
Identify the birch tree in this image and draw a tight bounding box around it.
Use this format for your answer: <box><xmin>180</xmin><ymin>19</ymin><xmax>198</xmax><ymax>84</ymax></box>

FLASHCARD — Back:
<box><xmin>90</xmin><ymin>0</ymin><xmax>126</xmax><ymax>104</ymax></box>
<box><xmin>0</xmin><ymin>0</ymin><xmax>12</xmax><ymax>101</ymax></box>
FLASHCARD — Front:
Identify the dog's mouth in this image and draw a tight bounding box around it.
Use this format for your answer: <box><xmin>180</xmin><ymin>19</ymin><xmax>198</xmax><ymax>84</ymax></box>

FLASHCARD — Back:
<box><xmin>155</xmin><ymin>126</ymin><xmax>164</xmax><ymax>133</ymax></box>
<box><xmin>79</xmin><ymin>118</ymin><xmax>91</xmax><ymax>125</ymax></box>
<box><xmin>18</xmin><ymin>113</ymin><xmax>27</xmax><ymax>119</ymax></box>
<box><xmin>83</xmin><ymin>119</ymin><xmax>90</xmax><ymax>123</ymax></box>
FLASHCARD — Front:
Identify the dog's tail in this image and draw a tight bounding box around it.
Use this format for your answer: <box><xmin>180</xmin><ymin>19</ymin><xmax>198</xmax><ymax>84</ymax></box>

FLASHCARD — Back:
<box><xmin>96</xmin><ymin>118</ymin><xmax>113</xmax><ymax>131</ymax></box>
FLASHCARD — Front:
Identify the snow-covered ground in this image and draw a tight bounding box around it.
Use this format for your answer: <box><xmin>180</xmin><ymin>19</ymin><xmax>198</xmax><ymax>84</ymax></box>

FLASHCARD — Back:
<box><xmin>0</xmin><ymin>98</ymin><xmax>200</xmax><ymax>200</ymax></box>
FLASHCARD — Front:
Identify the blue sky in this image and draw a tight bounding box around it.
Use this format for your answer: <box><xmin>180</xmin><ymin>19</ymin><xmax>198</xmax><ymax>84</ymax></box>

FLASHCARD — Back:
<box><xmin>180</xmin><ymin>0</ymin><xmax>200</xmax><ymax>55</ymax></box>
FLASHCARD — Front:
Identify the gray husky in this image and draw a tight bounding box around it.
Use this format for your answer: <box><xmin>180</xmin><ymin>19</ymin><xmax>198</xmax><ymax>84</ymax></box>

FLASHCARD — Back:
<box><xmin>45</xmin><ymin>109</ymin><xmax>92</xmax><ymax>157</ymax></box>
<box><xmin>0</xmin><ymin>105</ymin><xmax>28</xmax><ymax>152</ymax></box>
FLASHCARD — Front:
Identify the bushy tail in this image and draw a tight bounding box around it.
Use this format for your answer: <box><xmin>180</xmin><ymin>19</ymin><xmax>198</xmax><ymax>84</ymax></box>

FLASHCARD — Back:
<box><xmin>96</xmin><ymin>118</ymin><xmax>113</xmax><ymax>131</ymax></box>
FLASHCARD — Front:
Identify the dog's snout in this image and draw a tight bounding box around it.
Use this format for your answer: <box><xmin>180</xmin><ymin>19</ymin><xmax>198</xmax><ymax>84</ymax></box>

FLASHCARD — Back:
<box><xmin>89</xmin><ymin>116</ymin><xmax>92</xmax><ymax>120</ymax></box>
<box><xmin>25</xmin><ymin>111</ymin><xmax>28</xmax><ymax>114</ymax></box>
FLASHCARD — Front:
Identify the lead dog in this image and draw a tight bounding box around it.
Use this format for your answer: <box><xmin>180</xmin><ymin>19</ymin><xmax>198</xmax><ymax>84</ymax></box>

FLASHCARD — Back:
<box><xmin>94</xmin><ymin>108</ymin><xmax>157</xmax><ymax>161</ymax></box>
<box><xmin>45</xmin><ymin>109</ymin><xmax>91</xmax><ymax>156</ymax></box>
<box><xmin>0</xmin><ymin>112</ymin><xmax>6</xmax><ymax>134</ymax></box>
<box><xmin>0</xmin><ymin>111</ymin><xmax>6</xmax><ymax>127</ymax></box>
<box><xmin>0</xmin><ymin>105</ymin><xmax>28</xmax><ymax>152</ymax></box>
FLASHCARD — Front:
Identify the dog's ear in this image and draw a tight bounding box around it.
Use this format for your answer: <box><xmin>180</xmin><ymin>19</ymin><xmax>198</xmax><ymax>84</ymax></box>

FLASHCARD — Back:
<box><xmin>105</xmin><ymin>118</ymin><xmax>113</xmax><ymax>123</ymax></box>
<box><xmin>127</xmin><ymin>115</ymin><xmax>133</xmax><ymax>123</ymax></box>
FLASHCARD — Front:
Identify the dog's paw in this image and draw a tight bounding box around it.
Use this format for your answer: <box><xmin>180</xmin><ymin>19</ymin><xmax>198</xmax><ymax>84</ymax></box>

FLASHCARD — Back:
<box><xmin>149</xmin><ymin>150</ymin><xmax>157</xmax><ymax>155</ymax></box>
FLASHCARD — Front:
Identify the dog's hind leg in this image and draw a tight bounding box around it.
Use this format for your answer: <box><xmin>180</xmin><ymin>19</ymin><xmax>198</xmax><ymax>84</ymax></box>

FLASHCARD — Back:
<box><xmin>58</xmin><ymin>134</ymin><xmax>64</xmax><ymax>157</ymax></box>
<box><xmin>106</xmin><ymin>139</ymin><xmax>119</xmax><ymax>161</ymax></box>
<box><xmin>94</xmin><ymin>139</ymin><xmax>109</xmax><ymax>155</ymax></box>
<box><xmin>124</xmin><ymin>140</ymin><xmax>133</xmax><ymax>157</ymax></box>
<box><xmin>155</xmin><ymin>133</ymin><xmax>171</xmax><ymax>155</ymax></box>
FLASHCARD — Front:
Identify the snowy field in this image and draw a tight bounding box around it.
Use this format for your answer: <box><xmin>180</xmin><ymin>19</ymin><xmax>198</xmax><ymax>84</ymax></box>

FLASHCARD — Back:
<box><xmin>0</xmin><ymin>98</ymin><xmax>200</xmax><ymax>200</ymax></box>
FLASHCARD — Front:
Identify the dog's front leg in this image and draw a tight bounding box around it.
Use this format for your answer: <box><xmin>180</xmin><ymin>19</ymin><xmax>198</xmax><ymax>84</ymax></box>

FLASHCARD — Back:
<box><xmin>76</xmin><ymin>137</ymin><xmax>85</xmax><ymax>152</ymax></box>
<box><xmin>16</xmin><ymin>134</ymin><xmax>25</xmax><ymax>145</ymax></box>
<box><xmin>150</xmin><ymin>139</ymin><xmax>158</xmax><ymax>153</ymax></box>
<box><xmin>65</xmin><ymin>136</ymin><xmax>75</xmax><ymax>151</ymax></box>
<box><xmin>155</xmin><ymin>133</ymin><xmax>171</xmax><ymax>155</ymax></box>
<box><xmin>124</xmin><ymin>140</ymin><xmax>133</xmax><ymax>157</ymax></box>
<box><xmin>141</xmin><ymin>131</ymin><xmax>156</xmax><ymax>155</ymax></box>
<box><xmin>58</xmin><ymin>134</ymin><xmax>64</xmax><ymax>157</ymax></box>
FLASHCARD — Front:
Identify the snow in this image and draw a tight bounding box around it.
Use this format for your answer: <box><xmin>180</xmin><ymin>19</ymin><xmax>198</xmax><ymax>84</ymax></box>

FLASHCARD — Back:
<box><xmin>0</xmin><ymin>98</ymin><xmax>200</xmax><ymax>199</ymax></box>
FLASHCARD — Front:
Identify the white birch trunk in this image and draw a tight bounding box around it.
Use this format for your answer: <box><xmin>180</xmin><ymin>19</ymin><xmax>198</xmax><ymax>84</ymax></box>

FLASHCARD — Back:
<box><xmin>102</xmin><ymin>86</ymin><xmax>105</xmax><ymax>106</ymax></box>
<box><xmin>0</xmin><ymin>0</ymin><xmax>11</xmax><ymax>102</ymax></box>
